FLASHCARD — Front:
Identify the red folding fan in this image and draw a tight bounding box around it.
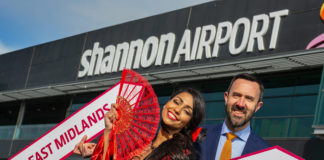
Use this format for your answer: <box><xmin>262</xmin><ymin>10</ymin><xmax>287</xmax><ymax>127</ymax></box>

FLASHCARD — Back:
<box><xmin>106</xmin><ymin>69</ymin><xmax>160</xmax><ymax>160</ymax></box>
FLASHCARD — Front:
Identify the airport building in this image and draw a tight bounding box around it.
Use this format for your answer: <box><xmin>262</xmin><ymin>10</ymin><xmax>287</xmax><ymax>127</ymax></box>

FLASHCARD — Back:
<box><xmin>1</xmin><ymin>0</ymin><xmax>324</xmax><ymax>159</ymax></box>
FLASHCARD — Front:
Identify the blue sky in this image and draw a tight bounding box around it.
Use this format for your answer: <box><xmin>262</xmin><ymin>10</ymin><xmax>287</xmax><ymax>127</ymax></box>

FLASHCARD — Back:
<box><xmin>0</xmin><ymin>0</ymin><xmax>212</xmax><ymax>55</ymax></box>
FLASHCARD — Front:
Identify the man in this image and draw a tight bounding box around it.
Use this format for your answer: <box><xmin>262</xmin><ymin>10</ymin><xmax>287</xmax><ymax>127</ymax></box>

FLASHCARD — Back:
<box><xmin>198</xmin><ymin>73</ymin><xmax>270</xmax><ymax>160</ymax></box>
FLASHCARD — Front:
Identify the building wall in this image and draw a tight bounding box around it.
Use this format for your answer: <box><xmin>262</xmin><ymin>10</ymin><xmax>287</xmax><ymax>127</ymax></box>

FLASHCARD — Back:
<box><xmin>1</xmin><ymin>0</ymin><xmax>324</xmax><ymax>92</ymax></box>
<box><xmin>1</xmin><ymin>0</ymin><xmax>324</xmax><ymax>159</ymax></box>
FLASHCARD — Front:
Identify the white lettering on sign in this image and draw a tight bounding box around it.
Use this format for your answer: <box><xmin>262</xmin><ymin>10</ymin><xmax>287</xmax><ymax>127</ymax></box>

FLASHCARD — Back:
<box><xmin>9</xmin><ymin>83</ymin><xmax>144</xmax><ymax>160</ymax></box>
<box><xmin>78</xmin><ymin>9</ymin><xmax>289</xmax><ymax>78</ymax></box>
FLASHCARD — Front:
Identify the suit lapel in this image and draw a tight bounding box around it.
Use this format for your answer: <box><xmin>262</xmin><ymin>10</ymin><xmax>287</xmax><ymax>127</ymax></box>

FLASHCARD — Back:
<box><xmin>207</xmin><ymin>124</ymin><xmax>222</xmax><ymax>160</ymax></box>
<box><xmin>242</xmin><ymin>130</ymin><xmax>258</xmax><ymax>155</ymax></box>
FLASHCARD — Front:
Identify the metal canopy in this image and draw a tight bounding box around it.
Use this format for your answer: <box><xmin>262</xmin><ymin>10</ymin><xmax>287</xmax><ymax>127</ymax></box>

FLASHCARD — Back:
<box><xmin>1</xmin><ymin>48</ymin><xmax>324</xmax><ymax>103</ymax></box>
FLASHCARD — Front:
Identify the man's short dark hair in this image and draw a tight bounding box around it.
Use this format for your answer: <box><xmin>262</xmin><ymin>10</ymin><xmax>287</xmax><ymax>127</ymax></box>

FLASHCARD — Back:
<box><xmin>227</xmin><ymin>73</ymin><xmax>264</xmax><ymax>102</ymax></box>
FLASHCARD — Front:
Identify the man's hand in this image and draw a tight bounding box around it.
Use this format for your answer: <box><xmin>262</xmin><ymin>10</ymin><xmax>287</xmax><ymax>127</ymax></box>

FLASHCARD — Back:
<box><xmin>73</xmin><ymin>135</ymin><xmax>96</xmax><ymax>158</ymax></box>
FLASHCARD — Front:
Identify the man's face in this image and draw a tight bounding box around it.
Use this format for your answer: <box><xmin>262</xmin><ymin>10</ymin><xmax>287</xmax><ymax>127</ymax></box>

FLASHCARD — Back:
<box><xmin>224</xmin><ymin>78</ymin><xmax>263</xmax><ymax>131</ymax></box>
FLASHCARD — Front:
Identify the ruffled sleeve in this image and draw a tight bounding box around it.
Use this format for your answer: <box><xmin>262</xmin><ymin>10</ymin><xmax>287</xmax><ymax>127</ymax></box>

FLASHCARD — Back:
<box><xmin>91</xmin><ymin>135</ymin><xmax>104</xmax><ymax>160</ymax></box>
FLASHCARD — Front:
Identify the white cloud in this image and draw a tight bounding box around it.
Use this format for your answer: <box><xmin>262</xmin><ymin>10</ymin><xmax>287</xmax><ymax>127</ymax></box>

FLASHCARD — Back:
<box><xmin>0</xmin><ymin>41</ymin><xmax>12</xmax><ymax>55</ymax></box>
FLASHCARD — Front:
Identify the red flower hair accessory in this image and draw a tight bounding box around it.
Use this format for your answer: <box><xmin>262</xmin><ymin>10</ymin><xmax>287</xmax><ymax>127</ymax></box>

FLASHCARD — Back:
<box><xmin>192</xmin><ymin>127</ymin><xmax>202</xmax><ymax>142</ymax></box>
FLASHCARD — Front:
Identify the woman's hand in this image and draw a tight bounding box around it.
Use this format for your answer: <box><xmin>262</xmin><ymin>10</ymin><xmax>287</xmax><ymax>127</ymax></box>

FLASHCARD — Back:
<box><xmin>73</xmin><ymin>135</ymin><xmax>97</xmax><ymax>158</ymax></box>
<box><xmin>73</xmin><ymin>104</ymin><xmax>118</xmax><ymax>158</ymax></box>
<box><xmin>104</xmin><ymin>103</ymin><xmax>118</xmax><ymax>132</ymax></box>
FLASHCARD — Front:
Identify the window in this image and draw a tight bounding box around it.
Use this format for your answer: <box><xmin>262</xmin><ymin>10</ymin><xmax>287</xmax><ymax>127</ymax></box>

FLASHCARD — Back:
<box><xmin>18</xmin><ymin>96</ymin><xmax>70</xmax><ymax>139</ymax></box>
<box><xmin>251</xmin><ymin>69</ymin><xmax>321</xmax><ymax>138</ymax></box>
<box><xmin>252</xmin><ymin>118</ymin><xmax>290</xmax><ymax>137</ymax></box>
<box><xmin>0</xmin><ymin>102</ymin><xmax>20</xmax><ymax>139</ymax></box>
<box><xmin>68</xmin><ymin>92</ymin><xmax>101</xmax><ymax>116</ymax></box>
<box><xmin>0</xmin><ymin>102</ymin><xmax>20</xmax><ymax>125</ymax></box>
<box><xmin>23</xmin><ymin>96</ymin><xmax>70</xmax><ymax>124</ymax></box>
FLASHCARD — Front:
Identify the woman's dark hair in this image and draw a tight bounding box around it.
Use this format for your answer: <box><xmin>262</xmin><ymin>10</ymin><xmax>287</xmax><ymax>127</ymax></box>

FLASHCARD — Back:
<box><xmin>145</xmin><ymin>87</ymin><xmax>205</xmax><ymax>160</ymax></box>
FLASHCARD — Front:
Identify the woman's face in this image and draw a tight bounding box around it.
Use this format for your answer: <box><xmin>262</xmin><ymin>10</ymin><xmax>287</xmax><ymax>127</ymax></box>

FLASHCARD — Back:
<box><xmin>162</xmin><ymin>92</ymin><xmax>194</xmax><ymax>132</ymax></box>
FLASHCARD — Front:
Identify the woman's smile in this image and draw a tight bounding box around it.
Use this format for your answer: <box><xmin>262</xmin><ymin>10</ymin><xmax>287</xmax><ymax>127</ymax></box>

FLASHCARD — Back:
<box><xmin>167</xmin><ymin>111</ymin><xmax>178</xmax><ymax>121</ymax></box>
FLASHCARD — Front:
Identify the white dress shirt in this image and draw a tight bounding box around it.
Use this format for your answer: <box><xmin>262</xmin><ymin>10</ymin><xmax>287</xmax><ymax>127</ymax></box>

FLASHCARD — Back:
<box><xmin>215</xmin><ymin>121</ymin><xmax>251</xmax><ymax>160</ymax></box>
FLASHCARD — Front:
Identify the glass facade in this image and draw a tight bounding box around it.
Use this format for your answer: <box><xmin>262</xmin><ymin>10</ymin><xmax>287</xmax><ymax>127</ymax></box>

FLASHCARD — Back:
<box><xmin>253</xmin><ymin>70</ymin><xmax>320</xmax><ymax>138</ymax></box>
<box><xmin>67</xmin><ymin>92</ymin><xmax>99</xmax><ymax>116</ymax></box>
<box><xmin>0</xmin><ymin>102</ymin><xmax>20</xmax><ymax>140</ymax></box>
<box><xmin>0</xmin><ymin>68</ymin><xmax>322</xmax><ymax>159</ymax></box>
<box><xmin>11</xmin><ymin>96</ymin><xmax>71</xmax><ymax>140</ymax></box>
<box><xmin>23</xmin><ymin>96</ymin><xmax>70</xmax><ymax>125</ymax></box>
<box><xmin>153</xmin><ymin>68</ymin><xmax>322</xmax><ymax>138</ymax></box>
<box><xmin>314</xmin><ymin>66</ymin><xmax>324</xmax><ymax>128</ymax></box>
<box><xmin>252</xmin><ymin>84</ymin><xmax>318</xmax><ymax>138</ymax></box>
<box><xmin>17</xmin><ymin>124</ymin><xmax>56</xmax><ymax>139</ymax></box>
<box><xmin>0</xmin><ymin>69</ymin><xmax>319</xmax><ymax>140</ymax></box>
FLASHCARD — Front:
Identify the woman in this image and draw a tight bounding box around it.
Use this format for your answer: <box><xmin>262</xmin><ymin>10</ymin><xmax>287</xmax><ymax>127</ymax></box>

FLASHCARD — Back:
<box><xmin>74</xmin><ymin>87</ymin><xmax>205</xmax><ymax>160</ymax></box>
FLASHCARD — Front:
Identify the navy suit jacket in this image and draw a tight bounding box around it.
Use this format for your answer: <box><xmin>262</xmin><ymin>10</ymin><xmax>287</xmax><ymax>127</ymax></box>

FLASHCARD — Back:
<box><xmin>197</xmin><ymin>124</ymin><xmax>270</xmax><ymax>160</ymax></box>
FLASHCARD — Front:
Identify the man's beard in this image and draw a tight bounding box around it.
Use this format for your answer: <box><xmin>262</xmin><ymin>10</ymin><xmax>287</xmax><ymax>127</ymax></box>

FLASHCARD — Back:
<box><xmin>225</xmin><ymin>103</ymin><xmax>256</xmax><ymax>128</ymax></box>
